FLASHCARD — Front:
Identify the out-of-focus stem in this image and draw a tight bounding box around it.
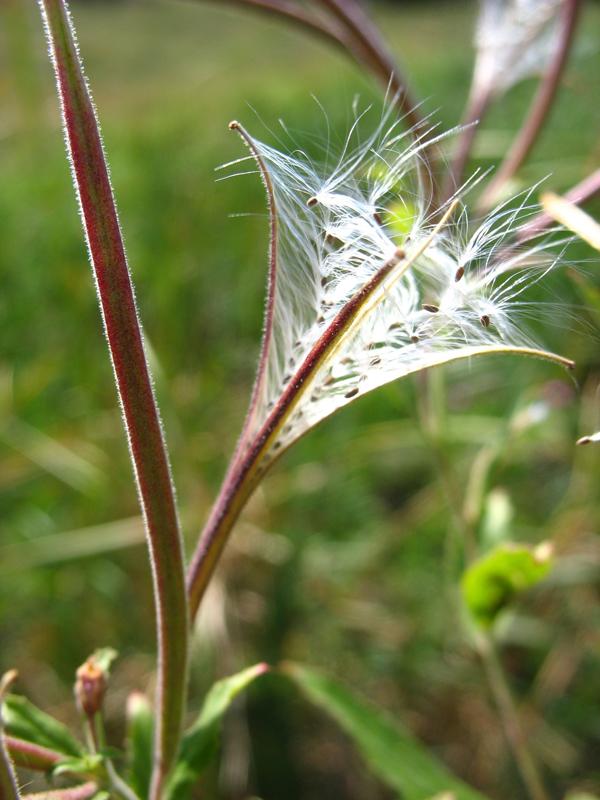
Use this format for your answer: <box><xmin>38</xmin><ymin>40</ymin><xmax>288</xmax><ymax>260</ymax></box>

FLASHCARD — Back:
<box><xmin>0</xmin><ymin>675</ymin><xmax>20</xmax><ymax>800</ymax></box>
<box><xmin>4</xmin><ymin>737</ymin><xmax>62</xmax><ymax>772</ymax></box>
<box><xmin>477</xmin><ymin>635</ymin><xmax>549</xmax><ymax>800</ymax></box>
<box><xmin>21</xmin><ymin>785</ymin><xmax>98</xmax><ymax>800</ymax></box>
<box><xmin>37</xmin><ymin>2</ymin><xmax>188</xmax><ymax>798</ymax></box>
<box><xmin>443</xmin><ymin>88</ymin><xmax>492</xmax><ymax>202</ymax></box>
<box><xmin>517</xmin><ymin>167</ymin><xmax>600</xmax><ymax>243</ymax></box>
<box><xmin>478</xmin><ymin>0</ymin><xmax>582</xmax><ymax>212</ymax></box>
<box><xmin>214</xmin><ymin>0</ymin><xmax>437</xmax><ymax>202</ymax></box>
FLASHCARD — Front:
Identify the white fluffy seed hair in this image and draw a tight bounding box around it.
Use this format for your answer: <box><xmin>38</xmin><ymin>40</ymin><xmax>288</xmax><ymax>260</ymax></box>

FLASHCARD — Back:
<box><xmin>472</xmin><ymin>0</ymin><xmax>562</xmax><ymax>97</ymax></box>
<box><xmin>222</xmin><ymin>108</ymin><xmax>571</xmax><ymax>456</ymax></box>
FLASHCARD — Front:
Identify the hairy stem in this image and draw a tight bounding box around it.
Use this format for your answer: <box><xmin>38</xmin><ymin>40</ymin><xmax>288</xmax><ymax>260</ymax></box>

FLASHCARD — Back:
<box><xmin>21</xmin><ymin>785</ymin><xmax>98</xmax><ymax>800</ymax></box>
<box><xmin>478</xmin><ymin>0</ymin><xmax>581</xmax><ymax>211</ymax></box>
<box><xmin>37</xmin><ymin>3</ymin><xmax>188</xmax><ymax>797</ymax></box>
<box><xmin>4</xmin><ymin>737</ymin><xmax>62</xmax><ymax>772</ymax></box>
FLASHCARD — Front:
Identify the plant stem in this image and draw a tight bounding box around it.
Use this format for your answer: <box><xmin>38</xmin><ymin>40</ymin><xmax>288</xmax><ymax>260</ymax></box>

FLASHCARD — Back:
<box><xmin>517</xmin><ymin>167</ymin><xmax>600</xmax><ymax>243</ymax></box>
<box><xmin>213</xmin><ymin>0</ymin><xmax>437</xmax><ymax>201</ymax></box>
<box><xmin>477</xmin><ymin>0</ymin><xmax>582</xmax><ymax>212</ymax></box>
<box><xmin>443</xmin><ymin>87</ymin><xmax>492</xmax><ymax>202</ymax></box>
<box><xmin>4</xmin><ymin>737</ymin><xmax>62</xmax><ymax>772</ymax></box>
<box><xmin>476</xmin><ymin>634</ymin><xmax>549</xmax><ymax>800</ymax></box>
<box><xmin>21</xmin><ymin>784</ymin><xmax>98</xmax><ymax>800</ymax></box>
<box><xmin>37</xmin><ymin>2</ymin><xmax>189</xmax><ymax>797</ymax></box>
<box><xmin>0</xmin><ymin>673</ymin><xmax>21</xmax><ymax>800</ymax></box>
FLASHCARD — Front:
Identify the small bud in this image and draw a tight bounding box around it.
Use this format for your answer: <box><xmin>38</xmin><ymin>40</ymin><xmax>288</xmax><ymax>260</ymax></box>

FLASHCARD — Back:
<box><xmin>75</xmin><ymin>660</ymin><xmax>106</xmax><ymax>718</ymax></box>
<box><xmin>74</xmin><ymin>648</ymin><xmax>117</xmax><ymax>719</ymax></box>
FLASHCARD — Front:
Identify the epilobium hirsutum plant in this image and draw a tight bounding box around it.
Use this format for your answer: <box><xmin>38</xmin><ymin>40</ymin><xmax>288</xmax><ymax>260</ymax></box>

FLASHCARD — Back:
<box><xmin>3</xmin><ymin>0</ymin><xmax>600</xmax><ymax>798</ymax></box>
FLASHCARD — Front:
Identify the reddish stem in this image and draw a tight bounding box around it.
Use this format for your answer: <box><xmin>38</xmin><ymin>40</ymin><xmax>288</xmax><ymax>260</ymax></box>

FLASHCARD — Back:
<box><xmin>478</xmin><ymin>0</ymin><xmax>582</xmax><ymax>211</ymax></box>
<box><xmin>4</xmin><ymin>736</ymin><xmax>62</xmax><ymax>772</ymax></box>
<box><xmin>37</xmin><ymin>2</ymin><xmax>188</xmax><ymax>797</ymax></box>
<box><xmin>21</xmin><ymin>784</ymin><xmax>98</xmax><ymax>800</ymax></box>
<box><xmin>517</xmin><ymin>167</ymin><xmax>600</xmax><ymax>243</ymax></box>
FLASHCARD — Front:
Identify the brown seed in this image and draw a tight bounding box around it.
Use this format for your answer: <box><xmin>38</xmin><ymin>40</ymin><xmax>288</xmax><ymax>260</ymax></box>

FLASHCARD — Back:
<box><xmin>345</xmin><ymin>387</ymin><xmax>359</xmax><ymax>398</ymax></box>
<box><xmin>455</xmin><ymin>266</ymin><xmax>465</xmax><ymax>282</ymax></box>
<box><xmin>423</xmin><ymin>304</ymin><xmax>439</xmax><ymax>313</ymax></box>
<box><xmin>411</xmin><ymin>335</ymin><xmax>420</xmax><ymax>343</ymax></box>
<box><xmin>370</xmin><ymin>356</ymin><xmax>382</xmax><ymax>366</ymax></box>
<box><xmin>373</xmin><ymin>211</ymin><xmax>384</xmax><ymax>226</ymax></box>
<box><xmin>480</xmin><ymin>314</ymin><xmax>490</xmax><ymax>328</ymax></box>
<box><xmin>576</xmin><ymin>436</ymin><xmax>592</xmax><ymax>445</ymax></box>
<box><xmin>307</xmin><ymin>196</ymin><xmax>318</xmax><ymax>207</ymax></box>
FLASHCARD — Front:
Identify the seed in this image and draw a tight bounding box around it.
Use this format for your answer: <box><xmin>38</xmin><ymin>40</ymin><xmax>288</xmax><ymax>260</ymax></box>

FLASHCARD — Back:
<box><xmin>480</xmin><ymin>314</ymin><xmax>490</xmax><ymax>328</ymax></box>
<box><xmin>388</xmin><ymin>322</ymin><xmax>402</xmax><ymax>331</ymax></box>
<box><xmin>307</xmin><ymin>196</ymin><xmax>318</xmax><ymax>207</ymax></box>
<box><xmin>411</xmin><ymin>335</ymin><xmax>420</xmax><ymax>343</ymax></box>
<box><xmin>320</xmin><ymin>276</ymin><xmax>327</xmax><ymax>287</ymax></box>
<box><xmin>370</xmin><ymin>356</ymin><xmax>382</xmax><ymax>366</ymax></box>
<box><xmin>373</xmin><ymin>211</ymin><xmax>383</xmax><ymax>225</ymax></box>
<box><xmin>272</xmin><ymin>441</ymin><xmax>282</xmax><ymax>451</ymax></box>
<box><xmin>323</xmin><ymin>374</ymin><xmax>335</xmax><ymax>386</ymax></box>
<box><xmin>455</xmin><ymin>266</ymin><xmax>465</xmax><ymax>282</ymax></box>
<box><xmin>344</xmin><ymin>387</ymin><xmax>359</xmax><ymax>398</ymax></box>
<box><xmin>423</xmin><ymin>304</ymin><xmax>439</xmax><ymax>313</ymax></box>
<box><xmin>317</xmin><ymin>315</ymin><xmax>325</xmax><ymax>324</ymax></box>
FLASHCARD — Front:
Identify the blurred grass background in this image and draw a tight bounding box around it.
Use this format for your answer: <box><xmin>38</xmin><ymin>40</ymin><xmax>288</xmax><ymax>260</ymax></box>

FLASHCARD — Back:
<box><xmin>1</xmin><ymin>0</ymin><xmax>600</xmax><ymax>797</ymax></box>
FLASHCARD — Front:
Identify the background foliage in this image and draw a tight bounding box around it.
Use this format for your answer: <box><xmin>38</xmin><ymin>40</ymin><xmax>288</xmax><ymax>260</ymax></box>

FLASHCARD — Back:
<box><xmin>1</xmin><ymin>1</ymin><xmax>600</xmax><ymax>797</ymax></box>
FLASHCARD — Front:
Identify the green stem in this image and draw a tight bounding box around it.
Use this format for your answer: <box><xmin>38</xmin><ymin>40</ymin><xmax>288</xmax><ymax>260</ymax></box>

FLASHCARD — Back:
<box><xmin>476</xmin><ymin>635</ymin><xmax>549</xmax><ymax>800</ymax></box>
<box><xmin>37</xmin><ymin>3</ymin><xmax>189</xmax><ymax>797</ymax></box>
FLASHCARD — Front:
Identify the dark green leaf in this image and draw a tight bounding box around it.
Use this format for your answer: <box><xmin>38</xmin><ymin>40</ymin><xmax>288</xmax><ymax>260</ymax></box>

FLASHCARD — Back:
<box><xmin>3</xmin><ymin>694</ymin><xmax>83</xmax><ymax>757</ymax></box>
<box><xmin>283</xmin><ymin>662</ymin><xmax>488</xmax><ymax>800</ymax></box>
<box><xmin>165</xmin><ymin>663</ymin><xmax>268</xmax><ymax>800</ymax></box>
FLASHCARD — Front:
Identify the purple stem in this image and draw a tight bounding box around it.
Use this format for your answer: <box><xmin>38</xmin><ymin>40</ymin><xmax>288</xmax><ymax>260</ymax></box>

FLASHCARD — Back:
<box><xmin>4</xmin><ymin>736</ymin><xmax>62</xmax><ymax>772</ymax></box>
<box><xmin>478</xmin><ymin>0</ymin><xmax>582</xmax><ymax>211</ymax></box>
<box><xmin>37</xmin><ymin>2</ymin><xmax>188</xmax><ymax>798</ymax></box>
<box><xmin>21</xmin><ymin>784</ymin><xmax>98</xmax><ymax>800</ymax></box>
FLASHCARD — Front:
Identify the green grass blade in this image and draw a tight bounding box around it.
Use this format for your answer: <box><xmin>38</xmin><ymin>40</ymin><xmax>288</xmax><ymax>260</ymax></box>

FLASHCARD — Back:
<box><xmin>165</xmin><ymin>664</ymin><xmax>269</xmax><ymax>800</ymax></box>
<box><xmin>283</xmin><ymin>662</ymin><xmax>489</xmax><ymax>800</ymax></box>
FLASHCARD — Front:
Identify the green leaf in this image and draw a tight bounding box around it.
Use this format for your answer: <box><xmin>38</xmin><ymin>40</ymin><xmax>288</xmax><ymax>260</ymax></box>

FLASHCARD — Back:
<box><xmin>461</xmin><ymin>543</ymin><xmax>554</xmax><ymax>629</ymax></box>
<box><xmin>52</xmin><ymin>753</ymin><xmax>104</xmax><ymax>777</ymax></box>
<box><xmin>3</xmin><ymin>694</ymin><xmax>83</xmax><ymax>757</ymax></box>
<box><xmin>89</xmin><ymin>648</ymin><xmax>118</xmax><ymax>675</ymax></box>
<box><xmin>165</xmin><ymin>663</ymin><xmax>269</xmax><ymax>800</ymax></box>
<box><xmin>125</xmin><ymin>692</ymin><xmax>154</xmax><ymax>800</ymax></box>
<box><xmin>282</xmin><ymin>663</ymin><xmax>488</xmax><ymax>800</ymax></box>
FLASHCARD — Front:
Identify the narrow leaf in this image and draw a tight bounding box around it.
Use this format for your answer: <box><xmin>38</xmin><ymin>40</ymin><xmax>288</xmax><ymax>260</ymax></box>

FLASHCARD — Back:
<box><xmin>37</xmin><ymin>2</ymin><xmax>189</xmax><ymax>794</ymax></box>
<box><xmin>3</xmin><ymin>695</ymin><xmax>82</xmax><ymax>758</ymax></box>
<box><xmin>165</xmin><ymin>664</ymin><xmax>269</xmax><ymax>800</ymax></box>
<box><xmin>540</xmin><ymin>191</ymin><xmax>600</xmax><ymax>252</ymax></box>
<box><xmin>125</xmin><ymin>692</ymin><xmax>154</xmax><ymax>800</ymax></box>
<box><xmin>283</xmin><ymin>663</ymin><xmax>488</xmax><ymax>800</ymax></box>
